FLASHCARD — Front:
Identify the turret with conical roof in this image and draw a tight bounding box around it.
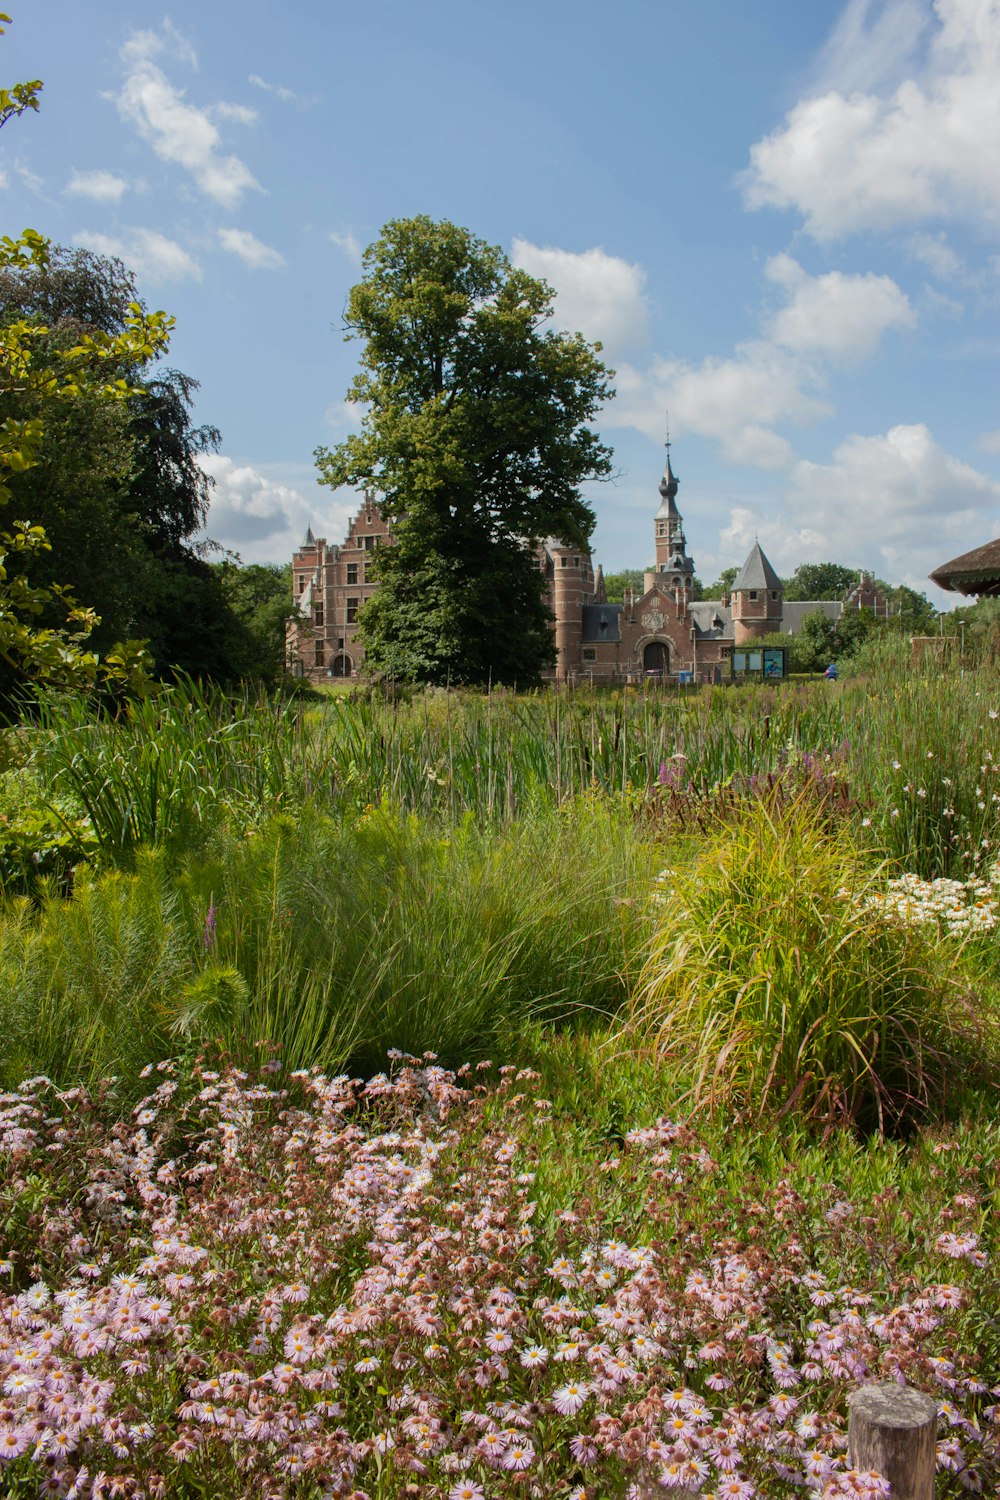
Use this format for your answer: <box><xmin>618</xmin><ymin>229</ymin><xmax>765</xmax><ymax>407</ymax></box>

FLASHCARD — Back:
<box><xmin>732</xmin><ymin>539</ymin><xmax>783</xmax><ymax>643</ymax></box>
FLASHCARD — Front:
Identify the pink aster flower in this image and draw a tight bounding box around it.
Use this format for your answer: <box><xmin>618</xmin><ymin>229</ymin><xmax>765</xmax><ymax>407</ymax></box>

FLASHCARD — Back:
<box><xmin>552</xmin><ymin>1381</ymin><xmax>590</xmax><ymax>1416</ymax></box>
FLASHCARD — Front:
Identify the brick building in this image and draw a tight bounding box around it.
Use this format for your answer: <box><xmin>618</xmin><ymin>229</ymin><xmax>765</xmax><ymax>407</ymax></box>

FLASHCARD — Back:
<box><xmin>288</xmin><ymin>448</ymin><xmax>885</xmax><ymax>682</ymax></box>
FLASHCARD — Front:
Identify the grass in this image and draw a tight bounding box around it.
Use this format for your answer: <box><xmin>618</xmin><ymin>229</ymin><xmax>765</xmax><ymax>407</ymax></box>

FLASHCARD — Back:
<box><xmin>0</xmin><ymin>799</ymin><xmax>654</xmax><ymax>1093</ymax></box>
<box><xmin>625</xmin><ymin>790</ymin><xmax>986</xmax><ymax>1132</ymax></box>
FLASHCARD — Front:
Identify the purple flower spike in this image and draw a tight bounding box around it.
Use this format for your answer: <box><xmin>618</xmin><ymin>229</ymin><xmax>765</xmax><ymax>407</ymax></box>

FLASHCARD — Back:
<box><xmin>203</xmin><ymin>898</ymin><xmax>218</xmax><ymax>950</ymax></box>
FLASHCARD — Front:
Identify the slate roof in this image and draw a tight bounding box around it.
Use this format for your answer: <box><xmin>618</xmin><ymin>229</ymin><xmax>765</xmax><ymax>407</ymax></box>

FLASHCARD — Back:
<box><xmin>581</xmin><ymin>603</ymin><xmax>622</xmax><ymax>643</ymax></box>
<box><xmin>930</xmin><ymin>537</ymin><xmax>1000</xmax><ymax>594</ymax></box>
<box><xmin>732</xmin><ymin>542</ymin><xmax>783</xmax><ymax>593</ymax></box>
<box><xmin>780</xmin><ymin>600</ymin><xmax>842</xmax><ymax>633</ymax></box>
<box><xmin>688</xmin><ymin>601</ymin><xmax>733</xmax><ymax>640</ymax></box>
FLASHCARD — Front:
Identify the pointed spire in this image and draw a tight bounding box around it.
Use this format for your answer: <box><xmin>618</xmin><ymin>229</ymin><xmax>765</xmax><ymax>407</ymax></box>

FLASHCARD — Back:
<box><xmin>656</xmin><ymin>421</ymin><xmax>680</xmax><ymax>518</ymax></box>
<box><xmin>302</xmin><ymin>525</ymin><xmax>316</xmax><ymax>548</ymax></box>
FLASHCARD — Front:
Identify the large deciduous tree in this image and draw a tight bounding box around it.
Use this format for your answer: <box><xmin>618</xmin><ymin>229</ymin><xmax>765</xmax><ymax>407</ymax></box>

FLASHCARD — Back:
<box><xmin>314</xmin><ymin>216</ymin><xmax>614</xmax><ymax>686</ymax></box>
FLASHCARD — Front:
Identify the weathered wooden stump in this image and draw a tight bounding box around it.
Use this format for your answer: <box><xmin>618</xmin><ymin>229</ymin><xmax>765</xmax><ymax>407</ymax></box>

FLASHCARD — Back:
<box><xmin>848</xmin><ymin>1383</ymin><xmax>938</xmax><ymax>1499</ymax></box>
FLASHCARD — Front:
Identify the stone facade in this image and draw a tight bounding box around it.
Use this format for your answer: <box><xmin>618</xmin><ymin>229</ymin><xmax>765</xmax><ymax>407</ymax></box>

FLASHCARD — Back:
<box><xmin>288</xmin><ymin>451</ymin><xmax>886</xmax><ymax>683</ymax></box>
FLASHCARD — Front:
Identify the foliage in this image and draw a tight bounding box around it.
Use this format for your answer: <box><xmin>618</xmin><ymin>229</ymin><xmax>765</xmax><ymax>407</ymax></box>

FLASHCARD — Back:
<box><xmin>0</xmin><ymin>1057</ymin><xmax>995</xmax><ymax>1497</ymax></box>
<box><xmin>0</xmin><ymin>22</ymin><xmax>172</xmax><ymax>700</ymax></box>
<box><xmin>213</xmin><ymin>556</ymin><xmax>296</xmax><ymax>682</ymax></box>
<box><xmin>0</xmin><ymin>797</ymin><xmax>650</xmax><ymax>1090</ymax></box>
<box><xmin>315</xmin><ymin>216</ymin><xmax>614</xmax><ymax>685</ymax></box>
<box><xmin>629</xmin><ymin>792</ymin><xmax>979</xmax><ymax>1130</ymax></box>
<box><xmin>783</xmin><ymin>560</ymin><xmax>859</xmax><ymax>600</ymax></box>
<box><xmin>601</xmin><ymin>566</ymin><xmax>645</xmax><ymax>602</ymax></box>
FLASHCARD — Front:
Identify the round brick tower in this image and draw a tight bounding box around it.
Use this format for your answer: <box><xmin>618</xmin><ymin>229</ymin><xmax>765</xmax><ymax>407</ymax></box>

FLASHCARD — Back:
<box><xmin>731</xmin><ymin>541</ymin><xmax>783</xmax><ymax>644</ymax></box>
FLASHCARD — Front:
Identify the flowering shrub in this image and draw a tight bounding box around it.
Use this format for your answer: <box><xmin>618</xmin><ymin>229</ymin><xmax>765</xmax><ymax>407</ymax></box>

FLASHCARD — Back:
<box><xmin>862</xmin><ymin>867</ymin><xmax>1000</xmax><ymax>938</ymax></box>
<box><xmin>0</xmin><ymin>1057</ymin><xmax>996</xmax><ymax>1498</ymax></box>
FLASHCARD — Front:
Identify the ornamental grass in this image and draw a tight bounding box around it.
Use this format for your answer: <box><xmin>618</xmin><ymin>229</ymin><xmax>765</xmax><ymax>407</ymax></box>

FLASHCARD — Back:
<box><xmin>628</xmin><ymin>792</ymin><xmax>986</xmax><ymax>1132</ymax></box>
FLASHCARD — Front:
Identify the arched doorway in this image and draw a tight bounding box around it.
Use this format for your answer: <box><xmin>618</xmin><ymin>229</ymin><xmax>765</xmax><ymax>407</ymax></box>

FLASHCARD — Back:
<box><xmin>643</xmin><ymin>640</ymin><xmax>670</xmax><ymax>675</ymax></box>
<box><xmin>330</xmin><ymin>653</ymin><xmax>353</xmax><ymax>678</ymax></box>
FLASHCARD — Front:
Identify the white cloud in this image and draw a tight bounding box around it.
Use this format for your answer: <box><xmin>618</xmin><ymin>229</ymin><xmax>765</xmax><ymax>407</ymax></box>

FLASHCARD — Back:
<box><xmin>744</xmin><ymin>0</ymin><xmax>1000</xmax><ymax>239</ymax></box>
<box><xmin>72</xmin><ymin>227</ymin><xmax>201</xmax><ymax>284</ymax></box>
<box><xmin>211</xmin><ymin>102</ymin><xmax>258</xmax><ymax>126</ymax></box>
<box><xmin>719</xmin><ymin>424</ymin><xmax>1000</xmax><ymax>589</ymax></box>
<box><xmin>65</xmin><ymin>169</ymin><xmax>129</xmax><ymax>203</ymax></box>
<box><xmin>248</xmin><ymin>73</ymin><xmax>301</xmax><ymax>104</ymax></box>
<box><xmin>329</xmin><ymin>229</ymin><xmax>362</xmax><ymax>266</ymax></box>
<box><xmin>218</xmin><ymin>227</ymin><xmax>284</xmax><ymax>270</ymax></box>
<box><xmin>816</xmin><ymin>0</ymin><xmax>931</xmax><ymax>95</ymax></box>
<box><xmin>606</xmin><ymin>251</ymin><xmax>914</xmax><ymax>466</ymax></box>
<box><xmin>908</xmin><ymin>230</ymin><xmax>963</xmax><ymax>279</ymax></box>
<box><xmin>199</xmin><ymin>455</ymin><xmax>356</xmax><ymax>564</ymax></box>
<box><xmin>765</xmin><ymin>253</ymin><xmax>915</xmax><ymax>361</ymax></box>
<box><xmin>114</xmin><ymin>29</ymin><xmax>259</xmax><ymax>209</ymax></box>
<box><xmin>510</xmin><ymin>238</ymin><xmax>649</xmax><ymax>354</ymax></box>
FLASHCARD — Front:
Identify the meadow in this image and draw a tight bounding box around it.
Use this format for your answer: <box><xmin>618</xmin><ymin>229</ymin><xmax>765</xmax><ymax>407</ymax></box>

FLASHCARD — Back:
<box><xmin>0</xmin><ymin>644</ymin><xmax>998</xmax><ymax>1497</ymax></box>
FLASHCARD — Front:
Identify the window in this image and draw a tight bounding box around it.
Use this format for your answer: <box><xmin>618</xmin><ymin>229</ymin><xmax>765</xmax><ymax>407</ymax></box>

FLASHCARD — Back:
<box><xmin>346</xmin><ymin>563</ymin><xmax>358</xmax><ymax>585</ymax></box>
<box><xmin>366</xmin><ymin>513</ymin><xmax>373</xmax><ymax>525</ymax></box>
<box><xmin>656</xmin><ymin>521</ymin><xmax>666</xmax><ymax>537</ymax></box>
<box><xmin>337</xmin><ymin>638</ymin><xmax>344</xmax><ymax>650</ymax></box>
<box><xmin>748</xmin><ymin>590</ymin><xmax>758</xmax><ymax>601</ymax></box>
<box><xmin>770</xmin><ymin>589</ymin><xmax>778</xmax><ymax>600</ymax></box>
<box><xmin>364</xmin><ymin>535</ymin><xmax>375</xmax><ymax>551</ymax></box>
<box><xmin>297</xmin><ymin>576</ymin><xmax>306</xmax><ymax>593</ymax></box>
<box><xmin>582</xmin><ymin>648</ymin><xmax>597</xmax><ymax>662</ymax></box>
<box><xmin>346</xmin><ymin>597</ymin><xmax>359</xmax><ymax>624</ymax></box>
<box><xmin>362</xmin><ymin>563</ymin><xmax>369</xmax><ymax>583</ymax></box>
<box><xmin>561</xmin><ymin>556</ymin><xmax>568</xmax><ymax>567</ymax></box>
<box><xmin>314</xmin><ymin>640</ymin><xmax>325</xmax><ymax>667</ymax></box>
<box><xmin>313</xmin><ymin>603</ymin><xmax>324</xmax><ymax>627</ymax></box>
<box><xmin>573</xmin><ymin>556</ymin><xmax>580</xmax><ymax>567</ymax></box>
<box><xmin>673</xmin><ymin>576</ymin><xmax>680</xmax><ymax>587</ymax></box>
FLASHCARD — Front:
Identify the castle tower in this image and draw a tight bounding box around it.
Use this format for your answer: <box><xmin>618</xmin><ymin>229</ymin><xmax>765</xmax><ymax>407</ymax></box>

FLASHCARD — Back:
<box><xmin>550</xmin><ymin>541</ymin><xmax>593</xmax><ymax>680</ymax></box>
<box><xmin>731</xmin><ymin>541</ymin><xmax>783</xmax><ymax>643</ymax></box>
<box><xmin>654</xmin><ymin>443</ymin><xmax>683</xmax><ymax>570</ymax></box>
<box><xmin>652</xmin><ymin>440</ymin><xmax>695</xmax><ymax>614</ymax></box>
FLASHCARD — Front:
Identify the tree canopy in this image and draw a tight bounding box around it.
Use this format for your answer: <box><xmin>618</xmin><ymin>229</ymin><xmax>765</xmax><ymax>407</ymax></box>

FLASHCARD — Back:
<box><xmin>315</xmin><ymin>216</ymin><xmax>615</xmax><ymax>686</ymax></box>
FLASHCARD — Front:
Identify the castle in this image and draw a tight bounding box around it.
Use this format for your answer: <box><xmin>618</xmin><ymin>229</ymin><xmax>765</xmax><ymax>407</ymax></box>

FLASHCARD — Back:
<box><xmin>289</xmin><ymin>447</ymin><xmax>885</xmax><ymax>682</ymax></box>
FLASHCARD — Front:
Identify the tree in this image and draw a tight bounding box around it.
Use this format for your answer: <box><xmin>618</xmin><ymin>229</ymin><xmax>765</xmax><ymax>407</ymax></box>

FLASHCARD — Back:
<box><xmin>602</xmin><ymin>568</ymin><xmax>645</xmax><ymax>603</ymax></box>
<box><xmin>213</xmin><ymin>558</ymin><xmax>296</xmax><ymax>682</ymax></box>
<box><xmin>783</xmin><ymin>562</ymin><xmax>858</xmax><ymax>601</ymax></box>
<box><xmin>708</xmin><ymin>566</ymin><xmax>738</xmax><ymax>597</ymax></box>
<box><xmin>314</xmin><ymin>216</ymin><xmax>614</xmax><ymax>686</ymax></box>
<box><xmin>0</xmin><ymin>245</ymin><xmax>238</xmax><ymax>676</ymax></box>
<box><xmin>0</xmin><ymin>16</ymin><xmax>171</xmax><ymax>702</ymax></box>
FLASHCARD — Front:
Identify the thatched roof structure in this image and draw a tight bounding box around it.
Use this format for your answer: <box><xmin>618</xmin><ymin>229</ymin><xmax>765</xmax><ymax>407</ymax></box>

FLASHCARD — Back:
<box><xmin>930</xmin><ymin>537</ymin><xmax>1000</xmax><ymax>596</ymax></box>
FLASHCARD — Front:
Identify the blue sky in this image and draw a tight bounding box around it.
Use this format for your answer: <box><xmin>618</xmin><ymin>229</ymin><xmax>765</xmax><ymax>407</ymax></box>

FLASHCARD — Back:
<box><xmin>4</xmin><ymin>0</ymin><xmax>1000</xmax><ymax>602</ymax></box>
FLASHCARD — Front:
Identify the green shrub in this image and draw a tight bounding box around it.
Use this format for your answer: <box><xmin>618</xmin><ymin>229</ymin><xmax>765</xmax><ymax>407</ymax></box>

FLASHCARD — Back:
<box><xmin>627</xmin><ymin>791</ymin><xmax>983</xmax><ymax>1131</ymax></box>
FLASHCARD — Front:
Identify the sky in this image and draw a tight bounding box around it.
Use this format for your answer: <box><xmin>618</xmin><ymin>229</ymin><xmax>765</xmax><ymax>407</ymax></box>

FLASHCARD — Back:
<box><xmin>4</xmin><ymin>0</ymin><xmax>1000</xmax><ymax>604</ymax></box>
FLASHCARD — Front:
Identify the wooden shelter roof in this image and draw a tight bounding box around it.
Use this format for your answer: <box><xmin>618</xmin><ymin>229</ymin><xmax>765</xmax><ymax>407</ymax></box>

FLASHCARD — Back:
<box><xmin>930</xmin><ymin>537</ymin><xmax>1000</xmax><ymax>595</ymax></box>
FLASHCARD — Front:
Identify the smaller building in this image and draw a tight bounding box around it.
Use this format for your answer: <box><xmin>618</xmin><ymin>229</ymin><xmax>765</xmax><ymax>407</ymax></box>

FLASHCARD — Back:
<box><xmin>289</xmin><ymin>493</ymin><xmax>391</xmax><ymax>677</ymax></box>
<box><xmin>930</xmin><ymin>537</ymin><xmax>1000</xmax><ymax>598</ymax></box>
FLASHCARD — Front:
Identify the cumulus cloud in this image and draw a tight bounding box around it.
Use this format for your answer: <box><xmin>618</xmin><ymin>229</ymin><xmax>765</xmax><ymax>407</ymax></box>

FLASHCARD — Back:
<box><xmin>114</xmin><ymin>28</ymin><xmax>259</xmax><ymax>208</ymax></box>
<box><xmin>510</xmin><ymin>238</ymin><xmax>649</xmax><ymax>354</ymax></box>
<box><xmin>908</xmin><ymin>230</ymin><xmax>964</xmax><ymax>279</ymax></box>
<box><xmin>72</xmin><ymin>226</ymin><xmax>201</xmax><ymax>284</ymax></box>
<box><xmin>608</xmin><ymin>256</ymin><xmax>911</xmax><ymax>467</ymax></box>
<box><xmin>65</xmin><ymin>169</ymin><xmax>129</xmax><ymax>203</ymax></box>
<box><xmin>717</xmin><ymin>424</ymin><xmax>1000</xmax><ymax>589</ymax></box>
<box><xmin>199</xmin><ymin>455</ymin><xmax>356</xmax><ymax>564</ymax></box>
<box><xmin>218</xmin><ymin>227</ymin><xmax>284</xmax><ymax>270</ymax></box>
<box><xmin>765</xmin><ymin>254</ymin><xmax>915</xmax><ymax>361</ymax></box>
<box><xmin>744</xmin><ymin>0</ymin><xmax>1000</xmax><ymax>239</ymax></box>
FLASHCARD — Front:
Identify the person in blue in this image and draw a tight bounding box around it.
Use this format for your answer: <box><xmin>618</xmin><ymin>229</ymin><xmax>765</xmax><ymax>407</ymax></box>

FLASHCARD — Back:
<box><xmin>824</xmin><ymin>662</ymin><xmax>838</xmax><ymax>681</ymax></box>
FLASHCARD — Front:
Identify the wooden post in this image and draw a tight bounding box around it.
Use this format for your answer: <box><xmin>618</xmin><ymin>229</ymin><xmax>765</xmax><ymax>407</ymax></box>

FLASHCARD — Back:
<box><xmin>848</xmin><ymin>1383</ymin><xmax>938</xmax><ymax>1499</ymax></box>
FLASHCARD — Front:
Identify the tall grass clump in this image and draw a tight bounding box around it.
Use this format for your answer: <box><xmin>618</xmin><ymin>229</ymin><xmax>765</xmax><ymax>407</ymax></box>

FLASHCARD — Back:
<box><xmin>628</xmin><ymin>791</ymin><xmax>982</xmax><ymax>1131</ymax></box>
<box><xmin>175</xmin><ymin>798</ymin><xmax>653</xmax><ymax>1076</ymax></box>
<box><xmin>32</xmin><ymin>679</ymin><xmax>308</xmax><ymax>867</ymax></box>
